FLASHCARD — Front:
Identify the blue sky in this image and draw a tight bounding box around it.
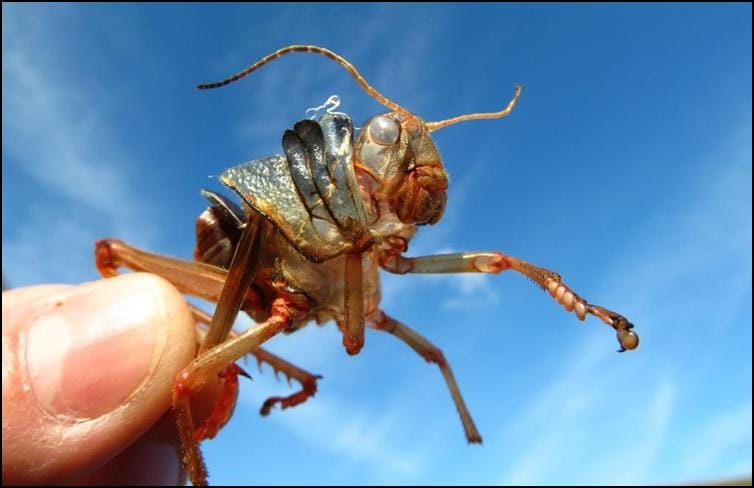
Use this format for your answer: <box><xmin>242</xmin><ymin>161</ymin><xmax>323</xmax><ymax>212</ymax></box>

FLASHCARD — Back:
<box><xmin>3</xmin><ymin>3</ymin><xmax>751</xmax><ymax>485</ymax></box>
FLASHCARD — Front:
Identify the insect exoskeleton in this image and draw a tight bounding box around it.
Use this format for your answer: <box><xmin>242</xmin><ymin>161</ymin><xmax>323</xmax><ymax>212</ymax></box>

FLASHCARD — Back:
<box><xmin>94</xmin><ymin>44</ymin><xmax>638</xmax><ymax>486</ymax></box>
<box><xmin>356</xmin><ymin>112</ymin><xmax>449</xmax><ymax>226</ymax></box>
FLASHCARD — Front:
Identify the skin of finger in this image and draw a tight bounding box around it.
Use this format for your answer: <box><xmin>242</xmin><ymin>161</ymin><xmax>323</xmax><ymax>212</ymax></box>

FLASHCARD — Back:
<box><xmin>73</xmin><ymin>409</ymin><xmax>187</xmax><ymax>486</ymax></box>
<box><xmin>2</xmin><ymin>284</ymin><xmax>73</xmax><ymax>315</ymax></box>
<box><xmin>1</xmin><ymin>273</ymin><xmax>197</xmax><ymax>484</ymax></box>
<box><xmin>73</xmin><ymin>377</ymin><xmax>230</xmax><ymax>486</ymax></box>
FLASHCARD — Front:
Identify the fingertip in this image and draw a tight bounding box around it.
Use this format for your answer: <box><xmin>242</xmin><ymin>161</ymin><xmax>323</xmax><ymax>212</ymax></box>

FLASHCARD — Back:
<box><xmin>2</xmin><ymin>274</ymin><xmax>197</xmax><ymax>484</ymax></box>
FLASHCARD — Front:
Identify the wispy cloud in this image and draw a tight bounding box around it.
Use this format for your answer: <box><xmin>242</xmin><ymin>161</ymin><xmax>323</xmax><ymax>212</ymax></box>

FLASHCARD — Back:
<box><xmin>619</xmin><ymin>380</ymin><xmax>676</xmax><ymax>484</ymax></box>
<box><xmin>2</xmin><ymin>217</ymin><xmax>101</xmax><ymax>287</ymax></box>
<box><xmin>496</xmin><ymin>121</ymin><xmax>751</xmax><ymax>485</ymax></box>
<box><xmin>679</xmin><ymin>403</ymin><xmax>753</xmax><ymax>480</ymax></box>
<box><xmin>237</xmin><ymin>367</ymin><xmax>429</xmax><ymax>482</ymax></box>
<box><xmin>497</xmin><ymin>330</ymin><xmax>676</xmax><ymax>485</ymax></box>
<box><xmin>442</xmin><ymin>273</ymin><xmax>501</xmax><ymax>310</ymax></box>
<box><xmin>3</xmin><ymin>18</ymin><xmax>147</xmax><ymax>225</ymax></box>
<box><xmin>3</xmin><ymin>9</ymin><xmax>159</xmax><ymax>286</ymax></box>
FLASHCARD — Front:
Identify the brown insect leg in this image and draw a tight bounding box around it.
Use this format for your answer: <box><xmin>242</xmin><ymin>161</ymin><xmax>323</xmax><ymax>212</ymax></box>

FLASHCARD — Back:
<box><xmin>95</xmin><ymin>238</ymin><xmax>259</xmax><ymax>308</ymax></box>
<box><xmin>255</xmin><ymin>348</ymin><xmax>321</xmax><ymax>416</ymax></box>
<box><xmin>192</xmin><ymin>307</ymin><xmax>321</xmax><ymax>418</ymax></box>
<box><xmin>369</xmin><ymin>310</ymin><xmax>483</xmax><ymax>444</ymax></box>
<box><xmin>192</xmin><ymin>363</ymin><xmax>245</xmax><ymax>442</ymax></box>
<box><xmin>173</xmin><ymin>297</ymin><xmax>299</xmax><ymax>486</ymax></box>
<box><xmin>381</xmin><ymin>251</ymin><xmax>639</xmax><ymax>353</ymax></box>
<box><xmin>198</xmin><ymin>217</ymin><xmax>265</xmax><ymax>353</ymax></box>
<box><xmin>343</xmin><ymin>253</ymin><xmax>365</xmax><ymax>355</ymax></box>
<box><xmin>96</xmin><ymin>236</ymin><xmax>320</xmax><ymax>436</ymax></box>
<box><xmin>95</xmin><ymin>242</ymin><xmax>262</xmax><ymax>445</ymax></box>
<box><xmin>174</xmin><ymin>216</ymin><xmax>265</xmax><ymax>485</ymax></box>
<box><xmin>97</xmin><ymin>218</ymin><xmax>268</xmax><ymax>485</ymax></box>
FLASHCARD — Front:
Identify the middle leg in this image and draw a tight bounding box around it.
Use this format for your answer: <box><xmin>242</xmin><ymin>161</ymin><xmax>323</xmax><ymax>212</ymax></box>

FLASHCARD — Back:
<box><xmin>192</xmin><ymin>306</ymin><xmax>321</xmax><ymax>418</ymax></box>
<box><xmin>369</xmin><ymin>310</ymin><xmax>482</xmax><ymax>444</ymax></box>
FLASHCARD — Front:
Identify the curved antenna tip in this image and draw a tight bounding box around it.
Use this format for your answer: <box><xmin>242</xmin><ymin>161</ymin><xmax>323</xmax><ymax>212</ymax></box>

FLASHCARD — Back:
<box><xmin>426</xmin><ymin>83</ymin><xmax>524</xmax><ymax>132</ymax></box>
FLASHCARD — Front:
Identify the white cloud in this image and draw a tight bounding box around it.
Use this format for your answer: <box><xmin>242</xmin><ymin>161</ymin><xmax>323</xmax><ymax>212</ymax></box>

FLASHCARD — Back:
<box><xmin>442</xmin><ymin>273</ymin><xmax>500</xmax><ymax>310</ymax></box>
<box><xmin>618</xmin><ymin>380</ymin><xmax>676</xmax><ymax>484</ymax></box>
<box><xmin>3</xmin><ymin>10</ymin><xmax>159</xmax><ymax>286</ymax></box>
<box><xmin>496</xmin><ymin>331</ymin><xmax>676</xmax><ymax>485</ymax></box>
<box><xmin>2</xmin><ymin>215</ymin><xmax>99</xmax><ymax>287</ymax></box>
<box><xmin>495</xmin><ymin>122</ymin><xmax>752</xmax><ymax>485</ymax></box>
<box><xmin>498</xmin><ymin>334</ymin><xmax>624</xmax><ymax>484</ymax></box>
<box><xmin>237</xmin><ymin>375</ymin><xmax>428</xmax><ymax>481</ymax></box>
<box><xmin>679</xmin><ymin>403</ymin><xmax>753</xmax><ymax>480</ymax></box>
<box><xmin>3</xmin><ymin>26</ymin><xmax>146</xmax><ymax>226</ymax></box>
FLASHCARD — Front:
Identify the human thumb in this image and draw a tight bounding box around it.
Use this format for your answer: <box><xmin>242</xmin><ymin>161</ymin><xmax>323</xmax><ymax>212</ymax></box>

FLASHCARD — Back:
<box><xmin>1</xmin><ymin>273</ymin><xmax>197</xmax><ymax>484</ymax></box>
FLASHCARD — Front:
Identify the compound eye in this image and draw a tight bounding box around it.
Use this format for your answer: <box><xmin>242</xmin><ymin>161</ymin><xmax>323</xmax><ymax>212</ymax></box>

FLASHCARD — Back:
<box><xmin>368</xmin><ymin>115</ymin><xmax>400</xmax><ymax>146</ymax></box>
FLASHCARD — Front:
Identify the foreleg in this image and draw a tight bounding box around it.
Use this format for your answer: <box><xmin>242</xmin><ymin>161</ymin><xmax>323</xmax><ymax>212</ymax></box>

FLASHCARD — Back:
<box><xmin>173</xmin><ymin>297</ymin><xmax>300</xmax><ymax>485</ymax></box>
<box><xmin>380</xmin><ymin>251</ymin><xmax>638</xmax><ymax>352</ymax></box>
